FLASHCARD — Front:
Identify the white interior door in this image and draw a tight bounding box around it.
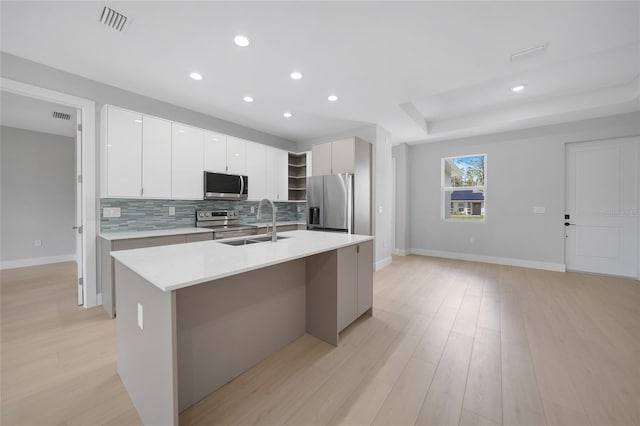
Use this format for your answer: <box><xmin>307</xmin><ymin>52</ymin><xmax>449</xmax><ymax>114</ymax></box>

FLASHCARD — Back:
<box><xmin>75</xmin><ymin>110</ymin><xmax>84</xmax><ymax>305</ymax></box>
<box><xmin>565</xmin><ymin>138</ymin><xmax>639</xmax><ymax>278</ymax></box>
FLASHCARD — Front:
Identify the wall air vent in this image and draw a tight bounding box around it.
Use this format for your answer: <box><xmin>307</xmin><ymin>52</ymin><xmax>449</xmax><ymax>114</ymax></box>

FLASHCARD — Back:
<box><xmin>99</xmin><ymin>6</ymin><xmax>128</xmax><ymax>32</ymax></box>
<box><xmin>53</xmin><ymin>111</ymin><xmax>72</xmax><ymax>121</ymax></box>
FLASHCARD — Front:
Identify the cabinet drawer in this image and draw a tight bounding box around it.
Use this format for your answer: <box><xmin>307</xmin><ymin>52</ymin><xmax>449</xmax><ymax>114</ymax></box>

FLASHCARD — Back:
<box><xmin>185</xmin><ymin>233</ymin><xmax>213</xmax><ymax>243</ymax></box>
<box><xmin>112</xmin><ymin>235</ymin><xmax>185</xmax><ymax>251</ymax></box>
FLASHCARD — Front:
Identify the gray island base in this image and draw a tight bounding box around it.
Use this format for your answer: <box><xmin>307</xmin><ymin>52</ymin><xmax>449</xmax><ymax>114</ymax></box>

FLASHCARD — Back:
<box><xmin>113</xmin><ymin>232</ymin><xmax>373</xmax><ymax>426</ymax></box>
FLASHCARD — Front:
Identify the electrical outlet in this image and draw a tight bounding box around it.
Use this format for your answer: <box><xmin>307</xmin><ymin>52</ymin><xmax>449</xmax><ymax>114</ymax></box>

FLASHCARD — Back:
<box><xmin>103</xmin><ymin>207</ymin><xmax>121</xmax><ymax>218</ymax></box>
<box><xmin>34</xmin><ymin>239</ymin><xmax>42</xmax><ymax>247</ymax></box>
<box><xmin>250</xmin><ymin>206</ymin><xmax>255</xmax><ymax>214</ymax></box>
<box><xmin>469</xmin><ymin>237</ymin><xmax>475</xmax><ymax>244</ymax></box>
<box><xmin>169</xmin><ymin>206</ymin><xmax>176</xmax><ymax>216</ymax></box>
<box><xmin>137</xmin><ymin>303</ymin><xmax>144</xmax><ymax>330</ymax></box>
<box><xmin>378</xmin><ymin>205</ymin><xmax>383</xmax><ymax>213</ymax></box>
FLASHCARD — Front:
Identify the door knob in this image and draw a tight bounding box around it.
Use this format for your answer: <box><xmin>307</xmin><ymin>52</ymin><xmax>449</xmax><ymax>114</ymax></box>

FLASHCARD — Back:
<box><xmin>564</xmin><ymin>222</ymin><xmax>576</xmax><ymax>226</ymax></box>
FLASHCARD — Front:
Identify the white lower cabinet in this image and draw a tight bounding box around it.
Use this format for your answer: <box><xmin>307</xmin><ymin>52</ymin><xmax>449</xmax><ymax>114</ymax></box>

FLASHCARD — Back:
<box><xmin>171</xmin><ymin>123</ymin><xmax>204</xmax><ymax>199</ymax></box>
<box><xmin>337</xmin><ymin>240</ymin><xmax>373</xmax><ymax>332</ymax></box>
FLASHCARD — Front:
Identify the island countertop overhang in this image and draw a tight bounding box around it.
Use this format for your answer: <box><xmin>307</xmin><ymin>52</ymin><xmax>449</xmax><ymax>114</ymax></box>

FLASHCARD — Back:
<box><xmin>111</xmin><ymin>230</ymin><xmax>374</xmax><ymax>292</ymax></box>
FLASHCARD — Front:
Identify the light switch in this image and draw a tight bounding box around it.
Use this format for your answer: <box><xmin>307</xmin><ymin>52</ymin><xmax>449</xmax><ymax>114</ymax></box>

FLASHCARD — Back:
<box><xmin>533</xmin><ymin>206</ymin><xmax>546</xmax><ymax>214</ymax></box>
<box><xmin>137</xmin><ymin>303</ymin><xmax>144</xmax><ymax>330</ymax></box>
<box><xmin>169</xmin><ymin>207</ymin><xmax>176</xmax><ymax>216</ymax></box>
<box><xmin>34</xmin><ymin>239</ymin><xmax>42</xmax><ymax>247</ymax></box>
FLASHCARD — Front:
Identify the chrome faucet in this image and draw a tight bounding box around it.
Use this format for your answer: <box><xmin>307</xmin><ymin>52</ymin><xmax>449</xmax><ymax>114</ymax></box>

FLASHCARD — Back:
<box><xmin>256</xmin><ymin>198</ymin><xmax>277</xmax><ymax>242</ymax></box>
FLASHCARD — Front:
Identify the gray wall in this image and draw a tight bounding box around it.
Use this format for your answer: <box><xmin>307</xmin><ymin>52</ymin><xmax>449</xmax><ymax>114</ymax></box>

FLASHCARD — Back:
<box><xmin>392</xmin><ymin>143</ymin><xmax>409</xmax><ymax>253</ymax></box>
<box><xmin>407</xmin><ymin>111</ymin><xmax>640</xmax><ymax>267</ymax></box>
<box><xmin>374</xmin><ymin>125</ymin><xmax>393</xmax><ymax>268</ymax></box>
<box><xmin>1</xmin><ymin>126</ymin><xmax>76</xmax><ymax>263</ymax></box>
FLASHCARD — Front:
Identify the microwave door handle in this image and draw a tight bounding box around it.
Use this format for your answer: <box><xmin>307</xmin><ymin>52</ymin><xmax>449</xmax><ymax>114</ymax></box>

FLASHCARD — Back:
<box><xmin>239</xmin><ymin>175</ymin><xmax>244</xmax><ymax>196</ymax></box>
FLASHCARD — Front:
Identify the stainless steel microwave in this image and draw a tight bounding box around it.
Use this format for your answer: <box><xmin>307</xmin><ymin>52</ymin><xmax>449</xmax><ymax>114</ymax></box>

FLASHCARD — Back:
<box><xmin>203</xmin><ymin>171</ymin><xmax>248</xmax><ymax>200</ymax></box>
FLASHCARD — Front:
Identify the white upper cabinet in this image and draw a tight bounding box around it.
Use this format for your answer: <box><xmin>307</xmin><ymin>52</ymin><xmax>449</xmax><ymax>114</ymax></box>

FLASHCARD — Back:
<box><xmin>102</xmin><ymin>105</ymin><xmax>287</xmax><ymax>201</ymax></box>
<box><xmin>312</xmin><ymin>142</ymin><xmax>332</xmax><ymax>176</ymax></box>
<box><xmin>312</xmin><ymin>137</ymin><xmax>362</xmax><ymax>176</ymax></box>
<box><xmin>171</xmin><ymin>123</ymin><xmax>204</xmax><ymax>199</ymax></box>
<box><xmin>203</xmin><ymin>133</ymin><xmax>246</xmax><ymax>174</ymax></box>
<box><xmin>105</xmin><ymin>106</ymin><xmax>142</xmax><ymax>197</ymax></box>
<box><xmin>331</xmin><ymin>138</ymin><xmax>356</xmax><ymax>174</ymax></box>
<box><xmin>265</xmin><ymin>147</ymin><xmax>288</xmax><ymax>201</ymax></box>
<box><xmin>226</xmin><ymin>137</ymin><xmax>247</xmax><ymax>174</ymax></box>
<box><xmin>245</xmin><ymin>141</ymin><xmax>266</xmax><ymax>201</ymax></box>
<box><xmin>203</xmin><ymin>131</ymin><xmax>227</xmax><ymax>173</ymax></box>
<box><xmin>142</xmin><ymin>115</ymin><xmax>172</xmax><ymax>198</ymax></box>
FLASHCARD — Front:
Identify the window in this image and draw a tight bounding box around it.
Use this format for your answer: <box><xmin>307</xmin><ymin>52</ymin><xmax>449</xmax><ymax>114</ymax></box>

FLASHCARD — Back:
<box><xmin>442</xmin><ymin>154</ymin><xmax>486</xmax><ymax>221</ymax></box>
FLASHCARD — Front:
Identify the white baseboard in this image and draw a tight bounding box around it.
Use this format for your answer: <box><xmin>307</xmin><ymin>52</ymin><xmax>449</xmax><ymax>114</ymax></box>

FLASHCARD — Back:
<box><xmin>0</xmin><ymin>254</ymin><xmax>77</xmax><ymax>270</ymax></box>
<box><xmin>1</xmin><ymin>254</ymin><xmax>78</xmax><ymax>270</ymax></box>
<box><xmin>375</xmin><ymin>256</ymin><xmax>392</xmax><ymax>271</ymax></box>
<box><xmin>392</xmin><ymin>249</ymin><xmax>407</xmax><ymax>256</ymax></box>
<box><xmin>408</xmin><ymin>248</ymin><xmax>566</xmax><ymax>273</ymax></box>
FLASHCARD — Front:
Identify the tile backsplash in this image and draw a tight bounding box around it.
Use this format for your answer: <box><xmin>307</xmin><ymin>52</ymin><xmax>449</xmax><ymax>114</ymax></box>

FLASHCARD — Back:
<box><xmin>100</xmin><ymin>199</ymin><xmax>307</xmax><ymax>233</ymax></box>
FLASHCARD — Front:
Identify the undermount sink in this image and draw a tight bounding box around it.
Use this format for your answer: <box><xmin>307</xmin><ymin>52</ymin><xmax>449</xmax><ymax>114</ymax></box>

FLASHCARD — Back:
<box><xmin>218</xmin><ymin>235</ymin><xmax>291</xmax><ymax>246</ymax></box>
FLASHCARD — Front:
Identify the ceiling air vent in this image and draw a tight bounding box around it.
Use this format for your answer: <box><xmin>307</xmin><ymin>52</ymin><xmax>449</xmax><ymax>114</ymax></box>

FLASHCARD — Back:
<box><xmin>99</xmin><ymin>6</ymin><xmax>128</xmax><ymax>32</ymax></box>
<box><xmin>53</xmin><ymin>111</ymin><xmax>72</xmax><ymax>121</ymax></box>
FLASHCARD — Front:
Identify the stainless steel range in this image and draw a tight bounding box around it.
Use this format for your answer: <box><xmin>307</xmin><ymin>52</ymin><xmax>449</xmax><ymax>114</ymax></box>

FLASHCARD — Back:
<box><xmin>195</xmin><ymin>210</ymin><xmax>257</xmax><ymax>240</ymax></box>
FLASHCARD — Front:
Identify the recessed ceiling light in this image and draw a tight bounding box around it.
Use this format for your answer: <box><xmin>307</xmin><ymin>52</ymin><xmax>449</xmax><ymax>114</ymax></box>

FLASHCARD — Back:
<box><xmin>283</xmin><ymin>112</ymin><xmax>293</xmax><ymax>118</ymax></box>
<box><xmin>328</xmin><ymin>95</ymin><xmax>338</xmax><ymax>102</ymax></box>
<box><xmin>234</xmin><ymin>35</ymin><xmax>250</xmax><ymax>47</ymax></box>
<box><xmin>511</xmin><ymin>84</ymin><xmax>526</xmax><ymax>92</ymax></box>
<box><xmin>189</xmin><ymin>72</ymin><xmax>203</xmax><ymax>81</ymax></box>
<box><xmin>243</xmin><ymin>96</ymin><xmax>254</xmax><ymax>103</ymax></box>
<box><xmin>134</xmin><ymin>119</ymin><xmax>142</xmax><ymax>123</ymax></box>
<box><xmin>290</xmin><ymin>72</ymin><xmax>302</xmax><ymax>80</ymax></box>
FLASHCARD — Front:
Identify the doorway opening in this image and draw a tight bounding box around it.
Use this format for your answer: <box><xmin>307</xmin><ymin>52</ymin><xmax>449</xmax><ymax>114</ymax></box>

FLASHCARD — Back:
<box><xmin>1</xmin><ymin>78</ymin><xmax>97</xmax><ymax>307</ymax></box>
<box><xmin>0</xmin><ymin>92</ymin><xmax>83</xmax><ymax>304</ymax></box>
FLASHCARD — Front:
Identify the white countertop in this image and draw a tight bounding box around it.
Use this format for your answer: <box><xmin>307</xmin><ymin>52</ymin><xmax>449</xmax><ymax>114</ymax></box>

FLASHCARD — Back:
<box><xmin>99</xmin><ymin>227</ymin><xmax>213</xmax><ymax>241</ymax></box>
<box><xmin>111</xmin><ymin>230</ymin><xmax>374</xmax><ymax>292</ymax></box>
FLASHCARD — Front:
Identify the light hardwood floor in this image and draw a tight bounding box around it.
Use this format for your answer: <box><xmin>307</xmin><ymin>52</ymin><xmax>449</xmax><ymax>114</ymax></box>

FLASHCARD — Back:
<box><xmin>2</xmin><ymin>256</ymin><xmax>639</xmax><ymax>425</ymax></box>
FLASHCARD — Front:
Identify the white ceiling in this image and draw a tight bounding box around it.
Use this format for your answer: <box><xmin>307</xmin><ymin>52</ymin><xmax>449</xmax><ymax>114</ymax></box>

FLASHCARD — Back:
<box><xmin>1</xmin><ymin>91</ymin><xmax>77</xmax><ymax>138</ymax></box>
<box><xmin>1</xmin><ymin>2</ymin><xmax>638</xmax><ymax>144</ymax></box>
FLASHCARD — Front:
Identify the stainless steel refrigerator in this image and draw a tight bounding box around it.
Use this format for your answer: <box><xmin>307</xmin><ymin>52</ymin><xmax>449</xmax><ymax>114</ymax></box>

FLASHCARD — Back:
<box><xmin>307</xmin><ymin>172</ymin><xmax>372</xmax><ymax>235</ymax></box>
<box><xmin>307</xmin><ymin>173</ymin><xmax>353</xmax><ymax>233</ymax></box>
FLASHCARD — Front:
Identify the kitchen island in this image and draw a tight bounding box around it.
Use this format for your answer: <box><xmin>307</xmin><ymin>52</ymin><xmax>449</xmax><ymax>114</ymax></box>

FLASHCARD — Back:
<box><xmin>111</xmin><ymin>230</ymin><xmax>374</xmax><ymax>426</ymax></box>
